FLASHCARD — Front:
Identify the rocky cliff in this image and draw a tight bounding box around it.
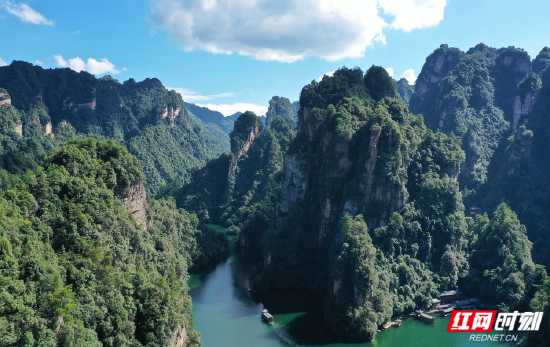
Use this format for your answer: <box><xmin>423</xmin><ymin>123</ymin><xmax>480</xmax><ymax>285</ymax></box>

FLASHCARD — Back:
<box><xmin>409</xmin><ymin>44</ymin><xmax>463</xmax><ymax>120</ymax></box>
<box><xmin>121</xmin><ymin>180</ymin><xmax>149</xmax><ymax>229</ymax></box>
<box><xmin>256</xmin><ymin>67</ymin><xmax>466</xmax><ymax>339</ymax></box>
<box><xmin>159</xmin><ymin>106</ymin><xmax>181</xmax><ymax>127</ymax></box>
<box><xmin>229</xmin><ymin>113</ymin><xmax>261</xmax><ymax>175</ymax></box>
<box><xmin>0</xmin><ymin>89</ymin><xmax>11</xmax><ymax>106</ymax></box>
<box><xmin>169</xmin><ymin>325</ymin><xmax>188</xmax><ymax>347</ymax></box>
<box><xmin>409</xmin><ymin>44</ymin><xmax>532</xmax><ymax>188</ymax></box>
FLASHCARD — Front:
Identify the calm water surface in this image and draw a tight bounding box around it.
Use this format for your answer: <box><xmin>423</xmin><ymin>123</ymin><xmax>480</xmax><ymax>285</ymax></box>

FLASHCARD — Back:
<box><xmin>189</xmin><ymin>237</ymin><xmax>518</xmax><ymax>347</ymax></box>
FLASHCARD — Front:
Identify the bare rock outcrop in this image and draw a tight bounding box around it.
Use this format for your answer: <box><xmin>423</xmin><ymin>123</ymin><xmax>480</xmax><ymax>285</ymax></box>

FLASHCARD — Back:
<box><xmin>229</xmin><ymin>120</ymin><xmax>261</xmax><ymax>175</ymax></box>
<box><xmin>44</xmin><ymin>122</ymin><xmax>54</xmax><ymax>138</ymax></box>
<box><xmin>14</xmin><ymin>122</ymin><xmax>22</xmax><ymax>136</ymax></box>
<box><xmin>169</xmin><ymin>325</ymin><xmax>188</xmax><ymax>347</ymax></box>
<box><xmin>121</xmin><ymin>180</ymin><xmax>149</xmax><ymax>230</ymax></box>
<box><xmin>0</xmin><ymin>92</ymin><xmax>11</xmax><ymax>106</ymax></box>
<box><xmin>278</xmin><ymin>154</ymin><xmax>309</xmax><ymax>219</ymax></box>
<box><xmin>409</xmin><ymin>45</ymin><xmax>464</xmax><ymax>115</ymax></box>
<box><xmin>63</xmin><ymin>97</ymin><xmax>97</xmax><ymax>111</ymax></box>
<box><xmin>159</xmin><ymin>107</ymin><xmax>181</xmax><ymax>127</ymax></box>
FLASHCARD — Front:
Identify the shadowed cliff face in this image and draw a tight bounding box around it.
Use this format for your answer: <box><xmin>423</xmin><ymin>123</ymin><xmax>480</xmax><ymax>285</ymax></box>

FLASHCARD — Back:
<box><xmin>478</xmin><ymin>50</ymin><xmax>550</xmax><ymax>265</ymax></box>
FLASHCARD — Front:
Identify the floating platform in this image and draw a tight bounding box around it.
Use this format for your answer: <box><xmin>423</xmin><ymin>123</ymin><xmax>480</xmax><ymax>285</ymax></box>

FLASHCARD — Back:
<box><xmin>261</xmin><ymin>309</ymin><xmax>274</xmax><ymax>323</ymax></box>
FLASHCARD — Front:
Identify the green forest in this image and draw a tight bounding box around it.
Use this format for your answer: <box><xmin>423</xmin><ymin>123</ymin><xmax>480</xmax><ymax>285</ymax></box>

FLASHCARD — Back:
<box><xmin>1</xmin><ymin>43</ymin><xmax>550</xmax><ymax>346</ymax></box>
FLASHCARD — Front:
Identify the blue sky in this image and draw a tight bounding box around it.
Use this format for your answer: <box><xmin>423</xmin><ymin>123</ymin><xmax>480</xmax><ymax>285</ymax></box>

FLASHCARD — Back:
<box><xmin>0</xmin><ymin>0</ymin><xmax>548</xmax><ymax>116</ymax></box>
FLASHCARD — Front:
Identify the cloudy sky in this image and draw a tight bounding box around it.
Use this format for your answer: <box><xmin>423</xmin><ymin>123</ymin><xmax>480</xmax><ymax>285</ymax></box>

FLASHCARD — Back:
<box><xmin>0</xmin><ymin>0</ymin><xmax>548</xmax><ymax>116</ymax></box>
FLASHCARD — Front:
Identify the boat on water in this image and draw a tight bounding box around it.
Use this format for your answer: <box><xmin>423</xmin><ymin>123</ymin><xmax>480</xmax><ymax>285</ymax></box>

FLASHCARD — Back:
<box><xmin>415</xmin><ymin>310</ymin><xmax>436</xmax><ymax>323</ymax></box>
<box><xmin>442</xmin><ymin>307</ymin><xmax>454</xmax><ymax>317</ymax></box>
<box><xmin>261</xmin><ymin>309</ymin><xmax>274</xmax><ymax>323</ymax></box>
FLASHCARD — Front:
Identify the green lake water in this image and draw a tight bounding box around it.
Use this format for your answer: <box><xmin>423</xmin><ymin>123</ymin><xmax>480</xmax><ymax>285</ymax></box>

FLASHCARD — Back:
<box><xmin>189</xmin><ymin>236</ymin><xmax>519</xmax><ymax>347</ymax></box>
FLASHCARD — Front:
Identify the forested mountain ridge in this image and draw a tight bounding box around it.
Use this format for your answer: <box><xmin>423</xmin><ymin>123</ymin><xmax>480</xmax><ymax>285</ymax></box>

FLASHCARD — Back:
<box><xmin>0</xmin><ymin>137</ymin><xmax>226</xmax><ymax>346</ymax></box>
<box><xmin>409</xmin><ymin>44</ymin><xmax>530</xmax><ymax>188</ymax></box>
<box><xmin>244</xmin><ymin>66</ymin><xmax>547</xmax><ymax>340</ymax></box>
<box><xmin>408</xmin><ymin>44</ymin><xmax>550</xmax><ymax>268</ymax></box>
<box><xmin>164</xmin><ymin>109</ymin><xmax>294</xmax><ymax>247</ymax></box>
<box><xmin>0</xmin><ymin>61</ymin><xmax>227</xmax><ymax>194</ymax></box>
<box><xmin>395</xmin><ymin>78</ymin><xmax>414</xmax><ymax>106</ymax></box>
<box><xmin>254</xmin><ymin>67</ymin><xmax>467</xmax><ymax>338</ymax></box>
<box><xmin>265</xmin><ymin>96</ymin><xmax>296</xmax><ymax>129</ymax></box>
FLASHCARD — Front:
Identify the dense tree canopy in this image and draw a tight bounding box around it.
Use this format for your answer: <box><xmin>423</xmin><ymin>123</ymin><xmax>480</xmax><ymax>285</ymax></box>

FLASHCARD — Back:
<box><xmin>0</xmin><ymin>138</ymin><xmax>224</xmax><ymax>346</ymax></box>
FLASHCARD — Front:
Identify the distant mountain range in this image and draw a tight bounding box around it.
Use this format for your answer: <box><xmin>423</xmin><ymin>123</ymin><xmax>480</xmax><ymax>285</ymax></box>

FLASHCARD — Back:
<box><xmin>185</xmin><ymin>102</ymin><xmax>265</xmax><ymax>135</ymax></box>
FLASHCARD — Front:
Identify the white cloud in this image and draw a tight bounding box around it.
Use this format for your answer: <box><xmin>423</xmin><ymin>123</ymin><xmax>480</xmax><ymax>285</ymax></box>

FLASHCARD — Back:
<box><xmin>35</xmin><ymin>59</ymin><xmax>43</xmax><ymax>66</ymax></box>
<box><xmin>196</xmin><ymin>103</ymin><xmax>268</xmax><ymax>117</ymax></box>
<box><xmin>0</xmin><ymin>57</ymin><xmax>7</xmax><ymax>67</ymax></box>
<box><xmin>5</xmin><ymin>2</ymin><xmax>53</xmax><ymax>25</ymax></box>
<box><xmin>86</xmin><ymin>58</ymin><xmax>118</xmax><ymax>75</ymax></box>
<box><xmin>170</xmin><ymin>88</ymin><xmax>237</xmax><ymax>102</ymax></box>
<box><xmin>149</xmin><ymin>0</ymin><xmax>447</xmax><ymax>62</ymax></box>
<box><xmin>318</xmin><ymin>71</ymin><xmax>335</xmax><ymax>81</ymax></box>
<box><xmin>385</xmin><ymin>67</ymin><xmax>394</xmax><ymax>77</ymax></box>
<box><xmin>401</xmin><ymin>68</ymin><xmax>416</xmax><ymax>85</ymax></box>
<box><xmin>379</xmin><ymin>0</ymin><xmax>447</xmax><ymax>32</ymax></box>
<box><xmin>54</xmin><ymin>55</ymin><xmax>123</xmax><ymax>75</ymax></box>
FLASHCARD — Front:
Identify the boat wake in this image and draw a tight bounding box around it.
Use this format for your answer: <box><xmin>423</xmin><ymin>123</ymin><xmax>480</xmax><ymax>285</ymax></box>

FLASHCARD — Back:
<box><xmin>272</xmin><ymin>322</ymin><xmax>300</xmax><ymax>346</ymax></box>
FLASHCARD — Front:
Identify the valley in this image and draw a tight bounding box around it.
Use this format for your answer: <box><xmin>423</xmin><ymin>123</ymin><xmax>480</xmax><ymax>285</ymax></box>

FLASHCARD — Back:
<box><xmin>1</xmin><ymin>43</ymin><xmax>550</xmax><ymax>346</ymax></box>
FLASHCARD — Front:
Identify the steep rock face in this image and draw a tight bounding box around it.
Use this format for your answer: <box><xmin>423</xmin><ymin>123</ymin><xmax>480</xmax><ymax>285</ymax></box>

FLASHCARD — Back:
<box><xmin>44</xmin><ymin>121</ymin><xmax>53</xmax><ymax>136</ymax></box>
<box><xmin>278</xmin><ymin>154</ymin><xmax>308</xmax><ymax>215</ymax></box>
<box><xmin>159</xmin><ymin>107</ymin><xmax>181</xmax><ymax>127</ymax></box>
<box><xmin>409</xmin><ymin>44</ymin><xmax>532</xmax><ymax>188</ymax></box>
<box><xmin>532</xmin><ymin>47</ymin><xmax>550</xmax><ymax>75</ymax></box>
<box><xmin>512</xmin><ymin>93</ymin><xmax>535</xmax><ymax>131</ymax></box>
<box><xmin>298</xmin><ymin>106</ymin><xmax>325</xmax><ymax>139</ymax></box>
<box><xmin>169</xmin><ymin>325</ymin><xmax>188</xmax><ymax>347</ymax></box>
<box><xmin>0</xmin><ymin>62</ymin><xmax>215</xmax><ymax>195</ymax></box>
<box><xmin>481</xmin><ymin>49</ymin><xmax>550</xmax><ymax>265</ymax></box>
<box><xmin>265</xmin><ymin>96</ymin><xmax>295</xmax><ymax>129</ymax></box>
<box><xmin>229</xmin><ymin>118</ymin><xmax>261</xmax><ymax>175</ymax></box>
<box><xmin>258</xmin><ymin>68</ymin><xmax>466</xmax><ymax>339</ymax></box>
<box><xmin>0</xmin><ymin>94</ymin><xmax>11</xmax><ymax>106</ymax></box>
<box><xmin>396</xmin><ymin>78</ymin><xmax>414</xmax><ymax>106</ymax></box>
<box><xmin>122</xmin><ymin>180</ymin><xmax>149</xmax><ymax>229</ymax></box>
<box><xmin>409</xmin><ymin>44</ymin><xmax>464</xmax><ymax>119</ymax></box>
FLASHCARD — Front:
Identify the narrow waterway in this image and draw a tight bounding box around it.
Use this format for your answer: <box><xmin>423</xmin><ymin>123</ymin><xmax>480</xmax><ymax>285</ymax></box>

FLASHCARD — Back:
<box><xmin>189</xmin><ymin>235</ymin><xmax>518</xmax><ymax>347</ymax></box>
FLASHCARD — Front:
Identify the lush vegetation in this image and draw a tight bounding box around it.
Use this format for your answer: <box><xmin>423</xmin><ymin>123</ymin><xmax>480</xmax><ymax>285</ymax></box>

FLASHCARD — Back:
<box><xmin>0</xmin><ymin>138</ymin><xmax>226</xmax><ymax>346</ymax></box>
<box><xmin>251</xmin><ymin>67</ymin><xmax>475</xmax><ymax>337</ymax></box>
<box><xmin>265</xmin><ymin>96</ymin><xmax>296</xmax><ymax>129</ymax></box>
<box><xmin>169</xmin><ymin>64</ymin><xmax>547</xmax><ymax>340</ymax></box>
<box><xmin>408</xmin><ymin>44</ymin><xmax>550</xmax><ymax>273</ymax></box>
<box><xmin>0</xmin><ymin>61</ymin><xmax>228</xmax><ymax>194</ymax></box>
<box><xmin>163</xmin><ymin>111</ymin><xmax>294</xmax><ymax>247</ymax></box>
<box><xmin>395</xmin><ymin>78</ymin><xmax>414</xmax><ymax>106</ymax></box>
<box><xmin>3</xmin><ymin>45</ymin><xmax>550</xmax><ymax>343</ymax></box>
